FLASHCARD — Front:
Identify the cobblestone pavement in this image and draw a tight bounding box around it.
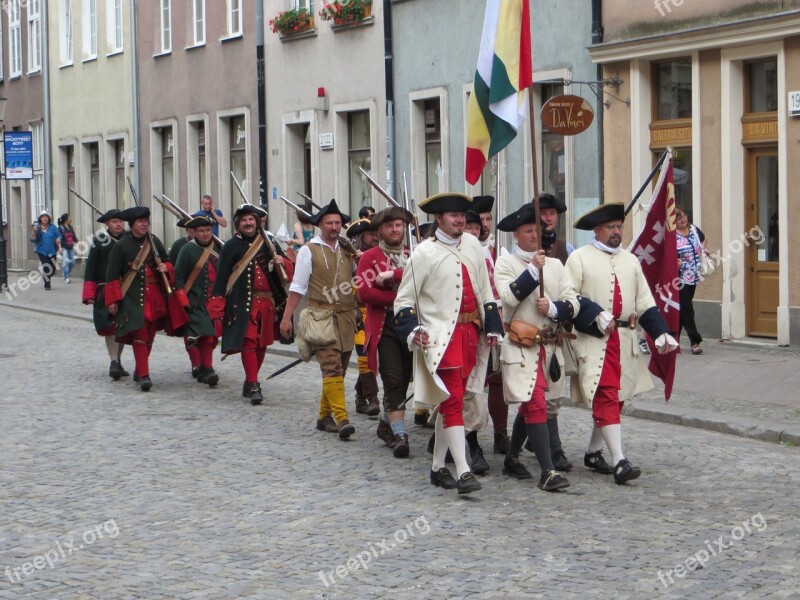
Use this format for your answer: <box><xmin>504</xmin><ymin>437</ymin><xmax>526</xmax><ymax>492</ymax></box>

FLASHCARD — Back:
<box><xmin>1</xmin><ymin>306</ymin><xmax>799</xmax><ymax>599</ymax></box>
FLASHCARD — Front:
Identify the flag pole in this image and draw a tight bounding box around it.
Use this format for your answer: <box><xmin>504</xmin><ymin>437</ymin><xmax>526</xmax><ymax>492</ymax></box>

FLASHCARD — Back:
<box><xmin>625</xmin><ymin>147</ymin><xmax>672</xmax><ymax>216</ymax></box>
<box><xmin>526</xmin><ymin>84</ymin><xmax>544</xmax><ymax>296</ymax></box>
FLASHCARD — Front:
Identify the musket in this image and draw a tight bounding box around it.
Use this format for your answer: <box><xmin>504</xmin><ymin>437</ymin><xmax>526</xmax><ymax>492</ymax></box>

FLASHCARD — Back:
<box><xmin>358</xmin><ymin>167</ymin><xmax>401</xmax><ymax>208</ymax></box>
<box><xmin>281</xmin><ymin>194</ymin><xmax>358</xmax><ymax>258</ymax></box>
<box><xmin>281</xmin><ymin>195</ymin><xmax>313</xmax><ymax>218</ymax></box>
<box><xmin>230</xmin><ymin>171</ymin><xmax>289</xmax><ymax>285</ymax></box>
<box><xmin>297</xmin><ymin>192</ymin><xmax>322</xmax><ymax>211</ymax></box>
<box><xmin>69</xmin><ymin>187</ymin><xmax>103</xmax><ymax>216</ymax></box>
<box><xmin>127</xmin><ymin>177</ymin><xmax>173</xmax><ymax>294</ymax></box>
<box><xmin>158</xmin><ymin>194</ymin><xmax>224</xmax><ymax>248</ymax></box>
<box><xmin>402</xmin><ymin>173</ymin><xmax>420</xmax><ymax>246</ymax></box>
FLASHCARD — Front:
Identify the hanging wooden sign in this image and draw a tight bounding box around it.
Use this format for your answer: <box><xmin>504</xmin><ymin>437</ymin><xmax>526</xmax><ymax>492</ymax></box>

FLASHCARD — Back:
<box><xmin>541</xmin><ymin>95</ymin><xmax>594</xmax><ymax>136</ymax></box>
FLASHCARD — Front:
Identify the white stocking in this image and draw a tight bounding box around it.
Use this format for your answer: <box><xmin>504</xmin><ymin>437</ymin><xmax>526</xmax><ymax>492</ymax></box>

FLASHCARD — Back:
<box><xmin>600</xmin><ymin>424</ymin><xmax>624</xmax><ymax>466</ymax></box>
<box><xmin>443</xmin><ymin>425</ymin><xmax>470</xmax><ymax>478</ymax></box>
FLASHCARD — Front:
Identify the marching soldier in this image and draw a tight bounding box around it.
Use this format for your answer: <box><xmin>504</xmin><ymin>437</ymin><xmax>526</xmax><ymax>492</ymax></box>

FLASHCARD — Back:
<box><xmin>81</xmin><ymin>208</ymin><xmax>130</xmax><ymax>380</ymax></box>
<box><xmin>174</xmin><ymin>216</ymin><xmax>222</xmax><ymax>387</ymax></box>
<box><xmin>494</xmin><ymin>203</ymin><xmax>577</xmax><ymax>490</ymax></box>
<box><xmin>567</xmin><ymin>203</ymin><xmax>678</xmax><ymax>484</ymax></box>
<box><xmin>105</xmin><ymin>206</ymin><xmax>174</xmax><ymax>392</ymax></box>
<box><xmin>394</xmin><ymin>193</ymin><xmax>504</xmax><ymax>494</ymax></box>
<box><xmin>209</xmin><ymin>205</ymin><xmax>293</xmax><ymax>405</ymax></box>
<box><xmin>170</xmin><ymin>218</ymin><xmax>202</xmax><ymax>377</ymax></box>
<box><xmin>348</xmin><ymin>217</ymin><xmax>381</xmax><ymax>417</ymax></box>
<box><xmin>356</xmin><ymin>206</ymin><xmax>414</xmax><ymax>457</ymax></box>
<box><xmin>279</xmin><ymin>200</ymin><xmax>359</xmax><ymax>440</ymax></box>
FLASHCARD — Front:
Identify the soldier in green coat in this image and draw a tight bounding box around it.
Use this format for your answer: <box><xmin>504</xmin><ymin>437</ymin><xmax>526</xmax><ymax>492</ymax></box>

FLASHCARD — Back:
<box><xmin>170</xmin><ymin>217</ymin><xmax>202</xmax><ymax>375</ymax></box>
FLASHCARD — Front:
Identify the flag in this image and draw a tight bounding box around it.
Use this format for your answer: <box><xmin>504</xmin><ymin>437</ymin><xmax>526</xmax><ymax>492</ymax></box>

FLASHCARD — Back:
<box><xmin>629</xmin><ymin>155</ymin><xmax>680</xmax><ymax>400</ymax></box>
<box><xmin>465</xmin><ymin>0</ymin><xmax>532</xmax><ymax>185</ymax></box>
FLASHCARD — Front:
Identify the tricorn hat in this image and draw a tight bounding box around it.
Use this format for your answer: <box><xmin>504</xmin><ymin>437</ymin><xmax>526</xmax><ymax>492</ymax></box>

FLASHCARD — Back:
<box><xmin>370</xmin><ymin>206</ymin><xmax>414</xmax><ymax>228</ymax></box>
<box><xmin>465</xmin><ymin>210</ymin><xmax>482</xmax><ymax>226</ymax></box>
<box><xmin>117</xmin><ymin>206</ymin><xmax>150</xmax><ymax>224</ymax></box>
<box><xmin>97</xmin><ymin>208</ymin><xmax>122</xmax><ymax>223</ymax></box>
<box><xmin>411</xmin><ymin>221</ymin><xmax>435</xmax><ymax>238</ymax></box>
<box><xmin>471</xmin><ymin>195</ymin><xmax>495</xmax><ymax>214</ymax></box>
<box><xmin>310</xmin><ymin>199</ymin><xmax>351</xmax><ymax>227</ymax></box>
<box><xmin>417</xmin><ymin>193</ymin><xmax>472</xmax><ymax>215</ymax></box>
<box><xmin>346</xmin><ymin>218</ymin><xmax>373</xmax><ymax>238</ymax></box>
<box><xmin>573</xmin><ymin>202</ymin><xmax>625</xmax><ymax>231</ymax></box>
<box><xmin>182</xmin><ymin>215</ymin><xmax>216</xmax><ymax>229</ymax></box>
<box><xmin>233</xmin><ymin>204</ymin><xmax>268</xmax><ymax>230</ymax></box>
<box><xmin>497</xmin><ymin>203</ymin><xmax>538</xmax><ymax>232</ymax></box>
<box><xmin>537</xmin><ymin>192</ymin><xmax>567</xmax><ymax>214</ymax></box>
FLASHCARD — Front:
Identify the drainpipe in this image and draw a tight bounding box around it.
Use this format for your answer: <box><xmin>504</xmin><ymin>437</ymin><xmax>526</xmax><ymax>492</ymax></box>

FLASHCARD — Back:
<box><xmin>42</xmin><ymin>1</ymin><xmax>52</xmax><ymax>213</ymax></box>
<box><xmin>383</xmin><ymin>0</ymin><xmax>395</xmax><ymax>200</ymax></box>
<box><xmin>256</xmin><ymin>0</ymin><xmax>268</xmax><ymax>209</ymax></box>
<box><xmin>591</xmin><ymin>0</ymin><xmax>604</xmax><ymax>201</ymax></box>
<box><xmin>130</xmin><ymin>0</ymin><xmax>141</xmax><ymax>193</ymax></box>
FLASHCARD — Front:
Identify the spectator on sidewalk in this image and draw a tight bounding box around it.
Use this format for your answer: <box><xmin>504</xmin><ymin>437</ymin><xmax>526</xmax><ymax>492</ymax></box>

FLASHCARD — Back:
<box><xmin>58</xmin><ymin>213</ymin><xmax>77</xmax><ymax>284</ymax></box>
<box><xmin>675</xmin><ymin>206</ymin><xmax>706</xmax><ymax>355</ymax></box>
<box><xmin>193</xmin><ymin>195</ymin><xmax>227</xmax><ymax>237</ymax></box>
<box><xmin>30</xmin><ymin>211</ymin><xmax>62</xmax><ymax>290</ymax></box>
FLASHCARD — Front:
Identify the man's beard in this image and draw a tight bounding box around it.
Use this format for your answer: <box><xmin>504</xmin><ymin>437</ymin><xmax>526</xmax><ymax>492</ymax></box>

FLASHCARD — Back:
<box><xmin>479</xmin><ymin>228</ymin><xmax>489</xmax><ymax>241</ymax></box>
<box><xmin>607</xmin><ymin>235</ymin><xmax>622</xmax><ymax>248</ymax></box>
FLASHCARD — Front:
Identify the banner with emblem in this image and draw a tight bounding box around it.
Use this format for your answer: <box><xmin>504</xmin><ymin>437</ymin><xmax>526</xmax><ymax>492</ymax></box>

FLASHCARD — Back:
<box><xmin>629</xmin><ymin>152</ymin><xmax>680</xmax><ymax>400</ymax></box>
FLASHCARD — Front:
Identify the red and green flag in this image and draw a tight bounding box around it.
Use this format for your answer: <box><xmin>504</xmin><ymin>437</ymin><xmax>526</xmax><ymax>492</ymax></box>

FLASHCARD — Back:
<box><xmin>465</xmin><ymin>0</ymin><xmax>532</xmax><ymax>185</ymax></box>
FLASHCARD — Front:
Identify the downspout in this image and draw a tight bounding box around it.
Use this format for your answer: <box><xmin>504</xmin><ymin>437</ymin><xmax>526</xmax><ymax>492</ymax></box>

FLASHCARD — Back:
<box><xmin>591</xmin><ymin>0</ymin><xmax>604</xmax><ymax>201</ymax></box>
<box><xmin>383</xmin><ymin>0</ymin><xmax>395</xmax><ymax>200</ymax></box>
<box><xmin>130</xmin><ymin>0</ymin><xmax>141</xmax><ymax>193</ymax></box>
<box><xmin>42</xmin><ymin>0</ymin><xmax>52</xmax><ymax>212</ymax></box>
<box><xmin>256</xmin><ymin>0</ymin><xmax>268</xmax><ymax>209</ymax></box>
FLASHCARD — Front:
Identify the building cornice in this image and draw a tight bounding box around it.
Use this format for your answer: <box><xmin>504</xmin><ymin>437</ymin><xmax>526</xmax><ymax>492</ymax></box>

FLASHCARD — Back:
<box><xmin>590</xmin><ymin>11</ymin><xmax>800</xmax><ymax>63</ymax></box>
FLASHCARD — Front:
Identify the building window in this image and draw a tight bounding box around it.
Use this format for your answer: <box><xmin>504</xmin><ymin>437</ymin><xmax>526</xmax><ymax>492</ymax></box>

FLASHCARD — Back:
<box><xmin>27</xmin><ymin>0</ymin><xmax>41</xmax><ymax>72</ymax></box>
<box><xmin>114</xmin><ymin>140</ymin><xmax>127</xmax><ymax>209</ymax></box>
<box><xmin>31</xmin><ymin>123</ymin><xmax>45</xmax><ymax>219</ymax></box>
<box><xmin>424</xmin><ymin>98</ymin><xmax>442</xmax><ymax>197</ymax></box>
<box><xmin>160</xmin><ymin>0</ymin><xmax>172</xmax><ymax>53</ymax></box>
<box><xmin>294</xmin><ymin>0</ymin><xmax>313</xmax><ymax>12</ymax></box>
<box><xmin>747</xmin><ymin>59</ymin><xmax>778</xmax><ymax>113</ymax></box>
<box><xmin>193</xmin><ymin>0</ymin><xmax>206</xmax><ymax>45</ymax></box>
<box><xmin>60</xmin><ymin>0</ymin><xmax>73</xmax><ymax>64</ymax></box>
<box><xmin>347</xmin><ymin>111</ymin><xmax>371</xmax><ymax>213</ymax></box>
<box><xmin>82</xmin><ymin>0</ymin><xmax>98</xmax><ymax>59</ymax></box>
<box><xmin>86</xmin><ymin>142</ymin><xmax>100</xmax><ymax>211</ymax></box>
<box><xmin>230</xmin><ymin>116</ymin><xmax>247</xmax><ymax>207</ymax></box>
<box><xmin>654</xmin><ymin>59</ymin><xmax>691</xmax><ymax>120</ymax></box>
<box><xmin>106</xmin><ymin>0</ymin><xmax>123</xmax><ymax>52</ymax></box>
<box><xmin>227</xmin><ymin>0</ymin><xmax>242</xmax><ymax>36</ymax></box>
<box><xmin>9</xmin><ymin>0</ymin><xmax>22</xmax><ymax>77</ymax></box>
<box><xmin>65</xmin><ymin>146</ymin><xmax>75</xmax><ymax>216</ymax></box>
<box><xmin>197</xmin><ymin>121</ymin><xmax>206</xmax><ymax>197</ymax></box>
<box><xmin>160</xmin><ymin>127</ymin><xmax>176</xmax><ymax>246</ymax></box>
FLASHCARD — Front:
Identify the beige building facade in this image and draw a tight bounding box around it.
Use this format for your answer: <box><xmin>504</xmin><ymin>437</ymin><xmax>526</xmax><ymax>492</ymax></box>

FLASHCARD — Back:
<box><xmin>263</xmin><ymin>0</ymin><xmax>387</xmax><ymax>231</ymax></box>
<box><xmin>591</xmin><ymin>1</ymin><xmax>800</xmax><ymax>344</ymax></box>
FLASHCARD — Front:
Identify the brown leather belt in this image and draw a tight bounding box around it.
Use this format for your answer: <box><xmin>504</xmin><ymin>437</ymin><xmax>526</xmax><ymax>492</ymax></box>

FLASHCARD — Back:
<box><xmin>308</xmin><ymin>298</ymin><xmax>354</xmax><ymax>312</ymax></box>
<box><xmin>253</xmin><ymin>291</ymin><xmax>274</xmax><ymax>300</ymax></box>
<box><xmin>615</xmin><ymin>317</ymin><xmax>637</xmax><ymax>330</ymax></box>
<box><xmin>457</xmin><ymin>309</ymin><xmax>480</xmax><ymax>324</ymax></box>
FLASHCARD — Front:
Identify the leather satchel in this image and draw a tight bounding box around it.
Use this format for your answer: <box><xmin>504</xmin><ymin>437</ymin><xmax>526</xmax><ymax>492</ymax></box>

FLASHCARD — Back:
<box><xmin>507</xmin><ymin>320</ymin><xmax>540</xmax><ymax>348</ymax></box>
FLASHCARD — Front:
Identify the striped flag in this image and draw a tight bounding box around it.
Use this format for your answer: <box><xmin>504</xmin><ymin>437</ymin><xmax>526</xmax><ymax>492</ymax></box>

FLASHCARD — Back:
<box><xmin>465</xmin><ymin>0</ymin><xmax>532</xmax><ymax>185</ymax></box>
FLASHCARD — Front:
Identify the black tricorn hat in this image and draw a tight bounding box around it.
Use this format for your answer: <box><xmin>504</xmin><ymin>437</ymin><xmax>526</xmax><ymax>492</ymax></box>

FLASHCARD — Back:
<box><xmin>183</xmin><ymin>215</ymin><xmax>216</xmax><ymax>229</ymax></box>
<box><xmin>310</xmin><ymin>199</ymin><xmax>351</xmax><ymax>227</ymax></box>
<box><xmin>117</xmin><ymin>206</ymin><xmax>150</xmax><ymax>224</ymax></box>
<box><xmin>537</xmin><ymin>192</ymin><xmax>567</xmax><ymax>214</ymax></box>
<box><xmin>371</xmin><ymin>206</ymin><xmax>414</xmax><ymax>228</ymax></box>
<box><xmin>417</xmin><ymin>193</ymin><xmax>472</xmax><ymax>215</ymax></box>
<box><xmin>465</xmin><ymin>210</ymin><xmax>482</xmax><ymax>226</ymax></box>
<box><xmin>411</xmin><ymin>221</ymin><xmax>435</xmax><ymax>238</ymax></box>
<box><xmin>97</xmin><ymin>208</ymin><xmax>122</xmax><ymax>223</ymax></box>
<box><xmin>497</xmin><ymin>203</ymin><xmax>538</xmax><ymax>232</ymax></box>
<box><xmin>471</xmin><ymin>195</ymin><xmax>495</xmax><ymax>214</ymax></box>
<box><xmin>346</xmin><ymin>218</ymin><xmax>373</xmax><ymax>238</ymax></box>
<box><xmin>233</xmin><ymin>204</ymin><xmax>267</xmax><ymax>220</ymax></box>
<box><xmin>574</xmin><ymin>202</ymin><xmax>625</xmax><ymax>231</ymax></box>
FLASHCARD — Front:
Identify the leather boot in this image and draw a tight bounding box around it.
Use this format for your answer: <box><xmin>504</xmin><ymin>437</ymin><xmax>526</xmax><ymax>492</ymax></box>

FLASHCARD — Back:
<box><xmin>548</xmin><ymin>417</ymin><xmax>572</xmax><ymax>471</ymax></box>
<box><xmin>338</xmin><ymin>419</ymin><xmax>355</xmax><ymax>440</ymax></box>
<box><xmin>392</xmin><ymin>433</ymin><xmax>410</xmax><ymax>458</ymax></box>
<box><xmin>354</xmin><ymin>377</ymin><xmax>368</xmax><ymax>414</ymax></box>
<box><xmin>360</xmin><ymin>372</ymin><xmax>381</xmax><ymax>417</ymax></box>
<box><xmin>493</xmin><ymin>431</ymin><xmax>509</xmax><ymax>455</ymax></box>
<box><xmin>376</xmin><ymin>420</ymin><xmax>396</xmax><ymax>447</ymax></box>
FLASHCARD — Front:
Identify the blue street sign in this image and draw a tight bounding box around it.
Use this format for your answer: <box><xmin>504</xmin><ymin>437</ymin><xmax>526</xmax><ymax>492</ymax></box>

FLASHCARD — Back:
<box><xmin>4</xmin><ymin>132</ymin><xmax>34</xmax><ymax>180</ymax></box>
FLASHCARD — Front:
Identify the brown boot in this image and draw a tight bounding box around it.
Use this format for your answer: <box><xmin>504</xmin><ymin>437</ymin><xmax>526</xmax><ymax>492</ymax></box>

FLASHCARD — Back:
<box><xmin>316</xmin><ymin>415</ymin><xmax>338</xmax><ymax>433</ymax></box>
<box><xmin>361</xmin><ymin>373</ymin><xmax>380</xmax><ymax>417</ymax></box>
<box><xmin>338</xmin><ymin>419</ymin><xmax>355</xmax><ymax>440</ymax></box>
<box><xmin>355</xmin><ymin>395</ymin><xmax>369</xmax><ymax>414</ymax></box>
<box><xmin>392</xmin><ymin>433</ymin><xmax>410</xmax><ymax>458</ymax></box>
<box><xmin>376</xmin><ymin>420</ymin><xmax>396</xmax><ymax>447</ymax></box>
<box><xmin>365</xmin><ymin>396</ymin><xmax>380</xmax><ymax>417</ymax></box>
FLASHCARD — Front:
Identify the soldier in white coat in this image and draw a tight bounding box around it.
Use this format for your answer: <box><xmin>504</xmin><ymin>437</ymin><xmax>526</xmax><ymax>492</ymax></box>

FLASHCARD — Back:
<box><xmin>494</xmin><ymin>204</ymin><xmax>578</xmax><ymax>490</ymax></box>
<box><xmin>393</xmin><ymin>193</ymin><xmax>504</xmax><ymax>495</ymax></box>
<box><xmin>566</xmin><ymin>203</ymin><xmax>678</xmax><ymax>484</ymax></box>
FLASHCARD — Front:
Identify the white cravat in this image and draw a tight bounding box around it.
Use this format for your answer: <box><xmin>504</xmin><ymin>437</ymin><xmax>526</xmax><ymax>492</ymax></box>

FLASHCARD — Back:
<box><xmin>434</xmin><ymin>229</ymin><xmax>460</xmax><ymax>247</ymax></box>
<box><xmin>592</xmin><ymin>240</ymin><xmax>622</xmax><ymax>255</ymax></box>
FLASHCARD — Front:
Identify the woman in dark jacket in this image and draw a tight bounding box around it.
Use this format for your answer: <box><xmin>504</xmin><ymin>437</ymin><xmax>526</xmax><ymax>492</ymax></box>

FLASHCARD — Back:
<box><xmin>30</xmin><ymin>211</ymin><xmax>62</xmax><ymax>290</ymax></box>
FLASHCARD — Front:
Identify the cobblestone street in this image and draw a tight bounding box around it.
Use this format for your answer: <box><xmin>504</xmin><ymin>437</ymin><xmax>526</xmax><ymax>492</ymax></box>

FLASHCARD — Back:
<box><xmin>1</xmin><ymin>305</ymin><xmax>799</xmax><ymax>599</ymax></box>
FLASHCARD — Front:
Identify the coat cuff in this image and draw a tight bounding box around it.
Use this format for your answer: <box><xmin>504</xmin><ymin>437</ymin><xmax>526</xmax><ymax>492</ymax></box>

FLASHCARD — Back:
<box><xmin>639</xmin><ymin>306</ymin><xmax>670</xmax><ymax>339</ymax></box>
<box><xmin>105</xmin><ymin>279</ymin><xmax>123</xmax><ymax>307</ymax></box>
<box><xmin>82</xmin><ymin>281</ymin><xmax>97</xmax><ymax>304</ymax></box>
<box><xmin>392</xmin><ymin>306</ymin><xmax>420</xmax><ymax>343</ymax></box>
<box><xmin>208</xmin><ymin>296</ymin><xmax>226</xmax><ymax>320</ymax></box>
<box><xmin>392</xmin><ymin>268</ymin><xmax>404</xmax><ymax>283</ymax></box>
<box><xmin>551</xmin><ymin>300</ymin><xmax>575</xmax><ymax>322</ymax></box>
<box><xmin>571</xmin><ymin>295</ymin><xmax>605</xmax><ymax>338</ymax></box>
<box><xmin>483</xmin><ymin>302</ymin><xmax>504</xmax><ymax>336</ymax></box>
<box><xmin>174</xmin><ymin>288</ymin><xmax>190</xmax><ymax>310</ymax></box>
<box><xmin>508</xmin><ymin>269</ymin><xmax>539</xmax><ymax>301</ymax></box>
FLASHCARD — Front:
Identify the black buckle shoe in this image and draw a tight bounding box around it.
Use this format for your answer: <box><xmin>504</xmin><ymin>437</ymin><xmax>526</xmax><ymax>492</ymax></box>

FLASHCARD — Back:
<box><xmin>470</xmin><ymin>446</ymin><xmax>490</xmax><ymax>475</ymax></box>
<box><xmin>613</xmin><ymin>458</ymin><xmax>641</xmax><ymax>485</ymax></box>
<box><xmin>133</xmin><ymin>370</ymin><xmax>141</xmax><ymax>383</ymax></box>
<box><xmin>191</xmin><ymin>365</ymin><xmax>202</xmax><ymax>379</ymax></box>
<box><xmin>247</xmin><ymin>382</ymin><xmax>264</xmax><ymax>405</ymax></box>
<box><xmin>119</xmin><ymin>364</ymin><xmax>130</xmax><ymax>377</ymax></box>
<box><xmin>109</xmin><ymin>360</ymin><xmax>123</xmax><ymax>381</ymax></box>
<box><xmin>197</xmin><ymin>368</ymin><xmax>209</xmax><ymax>384</ymax></box>
<box><xmin>502</xmin><ymin>456</ymin><xmax>533</xmax><ymax>480</ymax></box>
<box><xmin>204</xmin><ymin>368</ymin><xmax>219</xmax><ymax>388</ymax></box>
<box><xmin>139</xmin><ymin>377</ymin><xmax>152</xmax><ymax>392</ymax></box>
<box><xmin>376</xmin><ymin>420</ymin><xmax>396</xmax><ymax>447</ymax></box>
<box><xmin>552</xmin><ymin>449</ymin><xmax>573</xmax><ymax>472</ymax></box>
<box><xmin>538</xmin><ymin>470</ymin><xmax>570</xmax><ymax>491</ymax></box>
<box><xmin>457</xmin><ymin>472</ymin><xmax>482</xmax><ymax>494</ymax></box>
<box><xmin>584</xmin><ymin>450</ymin><xmax>614</xmax><ymax>475</ymax></box>
<box><xmin>430</xmin><ymin>468</ymin><xmax>457</xmax><ymax>489</ymax></box>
